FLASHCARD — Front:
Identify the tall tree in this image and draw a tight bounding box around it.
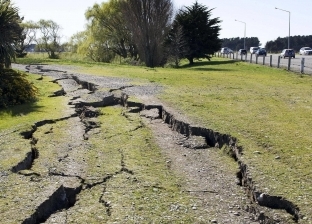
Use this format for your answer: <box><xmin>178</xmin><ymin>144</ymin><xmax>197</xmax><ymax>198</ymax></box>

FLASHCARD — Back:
<box><xmin>122</xmin><ymin>0</ymin><xmax>173</xmax><ymax>67</ymax></box>
<box><xmin>70</xmin><ymin>28</ymin><xmax>115</xmax><ymax>63</ymax></box>
<box><xmin>68</xmin><ymin>31</ymin><xmax>87</xmax><ymax>54</ymax></box>
<box><xmin>85</xmin><ymin>0</ymin><xmax>136</xmax><ymax>60</ymax></box>
<box><xmin>0</xmin><ymin>0</ymin><xmax>23</xmax><ymax>68</ymax></box>
<box><xmin>14</xmin><ymin>21</ymin><xmax>38</xmax><ymax>57</ymax></box>
<box><xmin>36</xmin><ymin>19</ymin><xmax>61</xmax><ymax>59</ymax></box>
<box><xmin>165</xmin><ymin>24</ymin><xmax>188</xmax><ymax>67</ymax></box>
<box><xmin>174</xmin><ymin>1</ymin><xmax>221</xmax><ymax>64</ymax></box>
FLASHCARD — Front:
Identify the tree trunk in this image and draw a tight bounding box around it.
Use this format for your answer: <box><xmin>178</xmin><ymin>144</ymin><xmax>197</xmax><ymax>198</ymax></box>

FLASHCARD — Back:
<box><xmin>50</xmin><ymin>51</ymin><xmax>57</xmax><ymax>59</ymax></box>
<box><xmin>188</xmin><ymin>57</ymin><xmax>194</xmax><ymax>65</ymax></box>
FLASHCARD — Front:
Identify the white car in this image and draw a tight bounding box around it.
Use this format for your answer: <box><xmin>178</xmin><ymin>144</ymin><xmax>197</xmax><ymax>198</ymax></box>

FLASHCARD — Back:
<box><xmin>299</xmin><ymin>47</ymin><xmax>312</xmax><ymax>55</ymax></box>
<box><xmin>221</xmin><ymin>47</ymin><xmax>233</xmax><ymax>54</ymax></box>
<box><xmin>250</xmin><ymin>47</ymin><xmax>259</xmax><ymax>54</ymax></box>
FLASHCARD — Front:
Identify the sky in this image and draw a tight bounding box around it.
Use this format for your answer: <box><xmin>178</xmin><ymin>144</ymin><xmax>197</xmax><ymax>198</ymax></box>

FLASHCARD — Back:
<box><xmin>12</xmin><ymin>0</ymin><xmax>312</xmax><ymax>47</ymax></box>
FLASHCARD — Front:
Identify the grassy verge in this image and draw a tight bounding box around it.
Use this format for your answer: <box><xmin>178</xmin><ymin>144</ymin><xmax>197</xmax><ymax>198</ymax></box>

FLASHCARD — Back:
<box><xmin>0</xmin><ymin>93</ymin><xmax>207</xmax><ymax>222</ymax></box>
<box><xmin>62</xmin><ymin>58</ymin><xmax>312</xmax><ymax>217</ymax></box>
<box><xmin>11</xmin><ymin>55</ymin><xmax>312</xmax><ymax>218</ymax></box>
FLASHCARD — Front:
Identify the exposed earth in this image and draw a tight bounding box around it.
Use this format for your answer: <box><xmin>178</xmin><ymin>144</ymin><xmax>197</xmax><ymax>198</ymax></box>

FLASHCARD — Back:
<box><xmin>0</xmin><ymin>64</ymin><xmax>302</xmax><ymax>223</ymax></box>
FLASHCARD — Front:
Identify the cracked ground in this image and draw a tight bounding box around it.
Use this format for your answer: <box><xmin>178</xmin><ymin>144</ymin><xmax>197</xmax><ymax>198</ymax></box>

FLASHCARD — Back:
<box><xmin>0</xmin><ymin>64</ymin><xmax>300</xmax><ymax>223</ymax></box>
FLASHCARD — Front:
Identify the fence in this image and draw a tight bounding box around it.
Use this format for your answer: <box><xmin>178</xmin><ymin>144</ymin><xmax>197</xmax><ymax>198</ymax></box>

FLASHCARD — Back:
<box><xmin>216</xmin><ymin>52</ymin><xmax>312</xmax><ymax>75</ymax></box>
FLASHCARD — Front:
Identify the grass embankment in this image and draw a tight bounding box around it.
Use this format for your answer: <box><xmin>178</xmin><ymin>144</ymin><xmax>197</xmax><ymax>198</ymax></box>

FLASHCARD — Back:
<box><xmin>69</xmin><ymin>58</ymin><xmax>312</xmax><ymax>218</ymax></box>
<box><xmin>11</xmin><ymin>56</ymin><xmax>312</xmax><ymax>218</ymax></box>
<box><xmin>0</xmin><ymin>63</ymin><xmax>207</xmax><ymax>222</ymax></box>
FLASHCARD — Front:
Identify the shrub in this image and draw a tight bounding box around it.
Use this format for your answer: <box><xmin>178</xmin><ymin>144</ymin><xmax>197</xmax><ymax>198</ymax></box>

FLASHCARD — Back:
<box><xmin>0</xmin><ymin>69</ymin><xmax>38</xmax><ymax>108</ymax></box>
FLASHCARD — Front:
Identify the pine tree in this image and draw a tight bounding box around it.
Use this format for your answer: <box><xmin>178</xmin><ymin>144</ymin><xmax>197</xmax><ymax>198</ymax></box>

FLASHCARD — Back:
<box><xmin>174</xmin><ymin>1</ymin><xmax>221</xmax><ymax>64</ymax></box>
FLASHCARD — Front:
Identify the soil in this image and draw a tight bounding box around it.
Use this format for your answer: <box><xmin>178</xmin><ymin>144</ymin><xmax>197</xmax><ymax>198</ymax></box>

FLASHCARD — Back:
<box><xmin>2</xmin><ymin>63</ymin><xmax>300</xmax><ymax>223</ymax></box>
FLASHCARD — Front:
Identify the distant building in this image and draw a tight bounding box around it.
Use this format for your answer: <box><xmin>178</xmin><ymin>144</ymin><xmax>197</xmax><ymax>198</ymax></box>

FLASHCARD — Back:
<box><xmin>25</xmin><ymin>44</ymin><xmax>36</xmax><ymax>52</ymax></box>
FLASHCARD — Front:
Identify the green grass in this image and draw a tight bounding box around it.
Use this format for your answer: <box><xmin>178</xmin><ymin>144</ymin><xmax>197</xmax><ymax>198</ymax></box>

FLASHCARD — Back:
<box><xmin>61</xmin><ymin>58</ymin><xmax>312</xmax><ymax>217</ymax></box>
<box><xmin>0</xmin><ymin>72</ymin><xmax>68</xmax><ymax>130</ymax></box>
<box><xmin>10</xmin><ymin>54</ymin><xmax>312</xmax><ymax>218</ymax></box>
<box><xmin>70</xmin><ymin>106</ymin><xmax>201</xmax><ymax>222</ymax></box>
<box><xmin>15</xmin><ymin>52</ymin><xmax>108</xmax><ymax>67</ymax></box>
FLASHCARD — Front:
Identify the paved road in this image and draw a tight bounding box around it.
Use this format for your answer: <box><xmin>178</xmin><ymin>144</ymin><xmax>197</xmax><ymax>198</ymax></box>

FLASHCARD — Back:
<box><xmin>224</xmin><ymin>53</ymin><xmax>312</xmax><ymax>74</ymax></box>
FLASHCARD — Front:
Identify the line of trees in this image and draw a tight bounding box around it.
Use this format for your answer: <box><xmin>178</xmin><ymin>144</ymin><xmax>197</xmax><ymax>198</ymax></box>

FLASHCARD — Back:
<box><xmin>0</xmin><ymin>0</ymin><xmax>65</xmax><ymax>68</ymax></box>
<box><xmin>265</xmin><ymin>35</ymin><xmax>312</xmax><ymax>53</ymax></box>
<box><xmin>70</xmin><ymin>0</ymin><xmax>222</xmax><ymax>67</ymax></box>
<box><xmin>15</xmin><ymin>19</ymin><xmax>63</xmax><ymax>59</ymax></box>
<box><xmin>1</xmin><ymin>0</ymin><xmax>222</xmax><ymax>68</ymax></box>
<box><xmin>221</xmin><ymin>37</ymin><xmax>261</xmax><ymax>51</ymax></box>
<box><xmin>221</xmin><ymin>35</ymin><xmax>312</xmax><ymax>53</ymax></box>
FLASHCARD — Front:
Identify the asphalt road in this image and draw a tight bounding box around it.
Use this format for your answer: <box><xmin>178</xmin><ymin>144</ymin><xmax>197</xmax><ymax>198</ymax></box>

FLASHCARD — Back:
<box><xmin>225</xmin><ymin>53</ymin><xmax>312</xmax><ymax>74</ymax></box>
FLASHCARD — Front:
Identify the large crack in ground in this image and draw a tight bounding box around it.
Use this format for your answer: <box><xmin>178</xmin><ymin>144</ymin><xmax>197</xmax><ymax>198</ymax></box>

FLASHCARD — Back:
<box><xmin>12</xmin><ymin>104</ymin><xmax>124</xmax><ymax>223</ymax></box>
<box><xmin>22</xmin><ymin>183</ymin><xmax>82</xmax><ymax>224</ymax></box>
<box><xmin>137</xmin><ymin>103</ymin><xmax>301</xmax><ymax>222</ymax></box>
<box><xmin>6</xmin><ymin>69</ymin><xmax>139</xmax><ymax>222</ymax></box>
<box><xmin>158</xmin><ymin>105</ymin><xmax>301</xmax><ymax>220</ymax></box>
<box><xmin>3</xmin><ymin>63</ymin><xmax>304</xmax><ymax>223</ymax></box>
<box><xmin>12</xmin><ymin>116</ymin><xmax>74</xmax><ymax>174</ymax></box>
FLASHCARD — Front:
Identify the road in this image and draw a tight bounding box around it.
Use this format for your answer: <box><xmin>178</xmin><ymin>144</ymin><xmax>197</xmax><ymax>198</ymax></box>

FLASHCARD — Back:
<box><xmin>227</xmin><ymin>53</ymin><xmax>312</xmax><ymax>74</ymax></box>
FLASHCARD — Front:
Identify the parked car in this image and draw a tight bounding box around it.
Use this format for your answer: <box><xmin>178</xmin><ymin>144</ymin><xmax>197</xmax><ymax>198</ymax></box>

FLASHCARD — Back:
<box><xmin>250</xmin><ymin>47</ymin><xmax>259</xmax><ymax>54</ymax></box>
<box><xmin>281</xmin><ymin>49</ymin><xmax>295</xmax><ymax>58</ymax></box>
<box><xmin>238</xmin><ymin>49</ymin><xmax>247</xmax><ymax>55</ymax></box>
<box><xmin>255</xmin><ymin>48</ymin><xmax>267</xmax><ymax>56</ymax></box>
<box><xmin>221</xmin><ymin>47</ymin><xmax>233</xmax><ymax>54</ymax></box>
<box><xmin>299</xmin><ymin>47</ymin><xmax>312</xmax><ymax>55</ymax></box>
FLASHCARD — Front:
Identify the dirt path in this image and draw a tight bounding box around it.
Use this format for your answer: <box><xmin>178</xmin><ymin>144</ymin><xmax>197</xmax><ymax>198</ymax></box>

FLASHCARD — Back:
<box><xmin>1</xmin><ymin>64</ymin><xmax>299</xmax><ymax>223</ymax></box>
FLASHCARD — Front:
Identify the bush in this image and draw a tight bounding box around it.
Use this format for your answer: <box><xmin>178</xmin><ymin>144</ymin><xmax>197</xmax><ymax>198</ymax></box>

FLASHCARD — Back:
<box><xmin>0</xmin><ymin>69</ymin><xmax>38</xmax><ymax>108</ymax></box>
